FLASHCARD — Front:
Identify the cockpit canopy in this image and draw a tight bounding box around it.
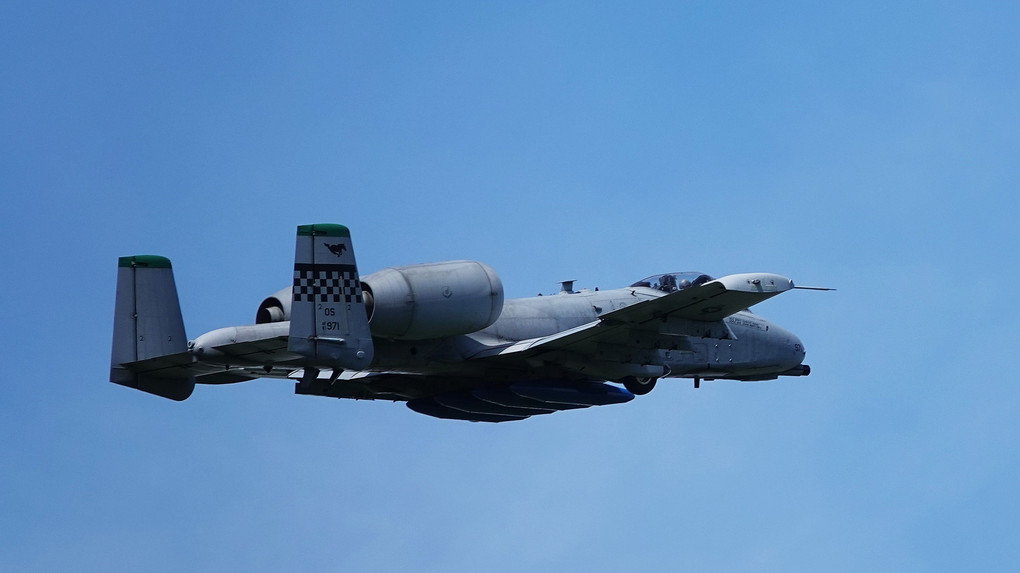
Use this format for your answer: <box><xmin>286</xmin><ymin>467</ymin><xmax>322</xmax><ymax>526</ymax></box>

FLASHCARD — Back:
<box><xmin>630</xmin><ymin>272</ymin><xmax>713</xmax><ymax>293</ymax></box>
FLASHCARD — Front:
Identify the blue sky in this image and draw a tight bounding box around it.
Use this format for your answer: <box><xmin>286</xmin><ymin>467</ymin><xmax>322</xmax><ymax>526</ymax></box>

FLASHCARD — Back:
<box><xmin>2</xmin><ymin>2</ymin><xmax>1019</xmax><ymax>571</ymax></box>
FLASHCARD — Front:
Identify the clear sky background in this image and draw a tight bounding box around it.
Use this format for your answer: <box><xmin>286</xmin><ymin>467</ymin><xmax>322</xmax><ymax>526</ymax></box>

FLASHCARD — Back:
<box><xmin>2</xmin><ymin>2</ymin><xmax>1018</xmax><ymax>571</ymax></box>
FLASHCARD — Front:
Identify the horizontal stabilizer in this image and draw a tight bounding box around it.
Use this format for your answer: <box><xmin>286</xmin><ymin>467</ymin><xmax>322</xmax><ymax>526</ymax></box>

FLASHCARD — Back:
<box><xmin>111</xmin><ymin>372</ymin><xmax>195</xmax><ymax>401</ymax></box>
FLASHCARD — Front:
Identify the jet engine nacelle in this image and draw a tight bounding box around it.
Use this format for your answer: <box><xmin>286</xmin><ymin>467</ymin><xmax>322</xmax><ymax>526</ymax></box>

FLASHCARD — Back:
<box><xmin>254</xmin><ymin>260</ymin><xmax>505</xmax><ymax>340</ymax></box>
<box><xmin>256</xmin><ymin>287</ymin><xmax>292</xmax><ymax>324</ymax></box>
<box><xmin>362</xmin><ymin>260</ymin><xmax>503</xmax><ymax>340</ymax></box>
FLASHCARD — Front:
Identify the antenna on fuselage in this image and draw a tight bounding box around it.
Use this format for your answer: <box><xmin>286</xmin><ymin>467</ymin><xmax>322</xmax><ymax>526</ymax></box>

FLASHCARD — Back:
<box><xmin>558</xmin><ymin>280</ymin><xmax>576</xmax><ymax>294</ymax></box>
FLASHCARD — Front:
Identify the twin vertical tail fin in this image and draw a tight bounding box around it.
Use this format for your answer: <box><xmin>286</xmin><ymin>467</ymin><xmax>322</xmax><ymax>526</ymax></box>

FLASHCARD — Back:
<box><xmin>109</xmin><ymin>225</ymin><xmax>372</xmax><ymax>400</ymax></box>
<box><xmin>287</xmin><ymin>224</ymin><xmax>375</xmax><ymax>372</ymax></box>
<box><xmin>110</xmin><ymin>256</ymin><xmax>195</xmax><ymax>401</ymax></box>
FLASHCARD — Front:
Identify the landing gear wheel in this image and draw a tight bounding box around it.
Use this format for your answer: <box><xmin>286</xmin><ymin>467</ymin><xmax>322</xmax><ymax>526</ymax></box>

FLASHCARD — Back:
<box><xmin>623</xmin><ymin>376</ymin><xmax>657</xmax><ymax>395</ymax></box>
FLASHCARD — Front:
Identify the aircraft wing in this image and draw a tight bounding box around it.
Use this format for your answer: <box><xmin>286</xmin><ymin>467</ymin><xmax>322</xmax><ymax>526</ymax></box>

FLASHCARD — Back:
<box><xmin>481</xmin><ymin>272</ymin><xmax>794</xmax><ymax>360</ymax></box>
<box><xmin>609</xmin><ymin>272</ymin><xmax>794</xmax><ymax>323</ymax></box>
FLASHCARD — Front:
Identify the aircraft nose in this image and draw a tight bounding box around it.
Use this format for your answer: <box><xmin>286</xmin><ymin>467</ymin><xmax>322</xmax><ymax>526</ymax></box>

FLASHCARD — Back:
<box><xmin>768</xmin><ymin>324</ymin><xmax>806</xmax><ymax>370</ymax></box>
<box><xmin>792</xmin><ymin>334</ymin><xmax>806</xmax><ymax>361</ymax></box>
<box><xmin>774</xmin><ymin>324</ymin><xmax>805</xmax><ymax>362</ymax></box>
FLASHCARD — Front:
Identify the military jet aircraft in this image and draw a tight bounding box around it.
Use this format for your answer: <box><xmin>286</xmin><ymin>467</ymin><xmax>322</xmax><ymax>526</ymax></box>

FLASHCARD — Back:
<box><xmin>110</xmin><ymin>224</ymin><xmax>818</xmax><ymax>422</ymax></box>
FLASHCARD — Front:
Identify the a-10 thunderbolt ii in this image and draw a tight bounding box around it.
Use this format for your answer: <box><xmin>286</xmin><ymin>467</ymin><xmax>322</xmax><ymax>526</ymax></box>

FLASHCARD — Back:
<box><xmin>110</xmin><ymin>224</ymin><xmax>819</xmax><ymax>422</ymax></box>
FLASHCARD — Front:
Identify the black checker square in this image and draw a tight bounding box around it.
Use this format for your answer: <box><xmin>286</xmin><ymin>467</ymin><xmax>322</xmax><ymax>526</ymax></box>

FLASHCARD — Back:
<box><xmin>292</xmin><ymin>264</ymin><xmax>363</xmax><ymax>304</ymax></box>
